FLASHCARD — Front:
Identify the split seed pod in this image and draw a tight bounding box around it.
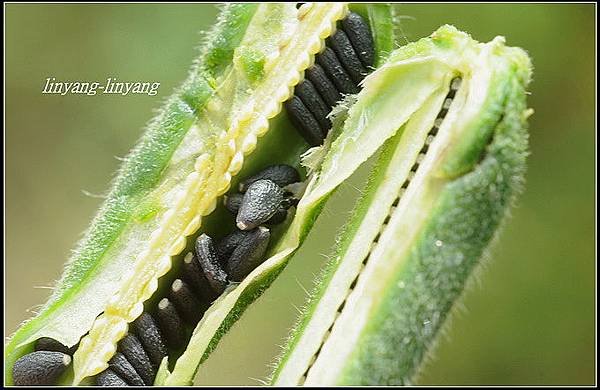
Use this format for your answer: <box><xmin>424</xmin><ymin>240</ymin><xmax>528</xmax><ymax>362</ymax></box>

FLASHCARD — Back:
<box><xmin>5</xmin><ymin>3</ymin><xmax>531</xmax><ymax>387</ymax></box>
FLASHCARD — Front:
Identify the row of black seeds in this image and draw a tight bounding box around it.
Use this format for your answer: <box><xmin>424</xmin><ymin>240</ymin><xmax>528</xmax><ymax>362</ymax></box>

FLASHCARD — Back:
<box><xmin>285</xmin><ymin>11</ymin><xmax>375</xmax><ymax>146</ymax></box>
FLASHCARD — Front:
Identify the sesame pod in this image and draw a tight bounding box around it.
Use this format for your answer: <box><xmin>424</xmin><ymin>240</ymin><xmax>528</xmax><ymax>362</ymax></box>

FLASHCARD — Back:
<box><xmin>236</xmin><ymin>179</ymin><xmax>285</xmax><ymax>230</ymax></box>
<box><xmin>118</xmin><ymin>334</ymin><xmax>155</xmax><ymax>385</ymax></box>
<box><xmin>107</xmin><ymin>352</ymin><xmax>145</xmax><ymax>386</ymax></box>
<box><xmin>225</xmin><ymin>227</ymin><xmax>271</xmax><ymax>282</ymax></box>
<box><xmin>130</xmin><ymin>313</ymin><xmax>167</xmax><ymax>371</ymax></box>
<box><xmin>272</xmin><ymin>26</ymin><xmax>532</xmax><ymax>385</ymax></box>
<box><xmin>238</xmin><ymin>164</ymin><xmax>301</xmax><ymax>193</ymax></box>
<box><xmin>12</xmin><ymin>351</ymin><xmax>71</xmax><ymax>386</ymax></box>
<box><xmin>96</xmin><ymin>369</ymin><xmax>129</xmax><ymax>386</ymax></box>
<box><xmin>3</xmin><ymin>4</ymin><xmax>431</xmax><ymax>386</ymax></box>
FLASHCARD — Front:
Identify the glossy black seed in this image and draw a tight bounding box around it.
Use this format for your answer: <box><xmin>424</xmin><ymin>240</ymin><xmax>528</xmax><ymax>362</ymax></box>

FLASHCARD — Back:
<box><xmin>327</xmin><ymin>29</ymin><xmax>368</xmax><ymax>83</ymax></box>
<box><xmin>118</xmin><ymin>334</ymin><xmax>155</xmax><ymax>385</ymax></box>
<box><xmin>294</xmin><ymin>80</ymin><xmax>332</xmax><ymax>132</ymax></box>
<box><xmin>285</xmin><ymin>96</ymin><xmax>325</xmax><ymax>146</ymax></box>
<box><xmin>108</xmin><ymin>352</ymin><xmax>145</xmax><ymax>386</ymax></box>
<box><xmin>341</xmin><ymin>12</ymin><xmax>375</xmax><ymax>67</ymax></box>
<box><xmin>226</xmin><ymin>226</ymin><xmax>271</xmax><ymax>282</ymax></box>
<box><xmin>96</xmin><ymin>369</ymin><xmax>128</xmax><ymax>386</ymax></box>
<box><xmin>195</xmin><ymin>234</ymin><xmax>229</xmax><ymax>294</ymax></box>
<box><xmin>224</xmin><ymin>193</ymin><xmax>244</xmax><ymax>214</ymax></box>
<box><xmin>306</xmin><ymin>64</ymin><xmax>341</xmax><ymax>107</ymax></box>
<box><xmin>216</xmin><ymin>230</ymin><xmax>249</xmax><ymax>261</ymax></box>
<box><xmin>237</xmin><ymin>179</ymin><xmax>285</xmax><ymax>230</ymax></box>
<box><xmin>131</xmin><ymin>313</ymin><xmax>167</xmax><ymax>370</ymax></box>
<box><xmin>316</xmin><ymin>47</ymin><xmax>359</xmax><ymax>95</ymax></box>
<box><xmin>156</xmin><ymin>298</ymin><xmax>186</xmax><ymax>350</ymax></box>
<box><xmin>35</xmin><ymin>337</ymin><xmax>74</xmax><ymax>355</ymax></box>
<box><xmin>182</xmin><ymin>252</ymin><xmax>220</xmax><ymax>302</ymax></box>
<box><xmin>238</xmin><ymin>165</ymin><xmax>301</xmax><ymax>193</ymax></box>
<box><xmin>13</xmin><ymin>351</ymin><xmax>71</xmax><ymax>386</ymax></box>
<box><xmin>170</xmin><ymin>279</ymin><xmax>206</xmax><ymax>324</ymax></box>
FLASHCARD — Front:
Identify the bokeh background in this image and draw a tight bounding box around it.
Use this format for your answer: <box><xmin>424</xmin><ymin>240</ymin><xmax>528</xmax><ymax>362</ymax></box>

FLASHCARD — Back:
<box><xmin>5</xmin><ymin>3</ymin><xmax>595</xmax><ymax>385</ymax></box>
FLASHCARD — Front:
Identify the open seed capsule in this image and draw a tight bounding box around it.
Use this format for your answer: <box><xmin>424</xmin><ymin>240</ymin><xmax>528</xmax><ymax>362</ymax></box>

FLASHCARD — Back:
<box><xmin>13</xmin><ymin>351</ymin><xmax>71</xmax><ymax>386</ymax></box>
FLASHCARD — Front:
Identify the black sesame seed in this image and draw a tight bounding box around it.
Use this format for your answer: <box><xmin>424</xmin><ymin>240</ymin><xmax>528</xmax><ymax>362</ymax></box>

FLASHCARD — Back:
<box><xmin>305</xmin><ymin>63</ymin><xmax>342</xmax><ymax>107</ymax></box>
<box><xmin>118</xmin><ymin>334</ymin><xmax>155</xmax><ymax>385</ymax></box>
<box><xmin>13</xmin><ymin>351</ymin><xmax>71</xmax><ymax>386</ymax></box>
<box><xmin>285</xmin><ymin>96</ymin><xmax>325</xmax><ymax>146</ymax></box>
<box><xmin>226</xmin><ymin>226</ymin><xmax>271</xmax><ymax>282</ymax></box>
<box><xmin>238</xmin><ymin>165</ymin><xmax>301</xmax><ymax>193</ymax></box>
<box><xmin>130</xmin><ymin>312</ymin><xmax>167</xmax><ymax>370</ymax></box>
<box><xmin>341</xmin><ymin>12</ymin><xmax>375</xmax><ymax>67</ymax></box>
<box><xmin>316</xmin><ymin>47</ymin><xmax>360</xmax><ymax>95</ymax></box>
<box><xmin>182</xmin><ymin>252</ymin><xmax>220</xmax><ymax>302</ymax></box>
<box><xmin>35</xmin><ymin>337</ymin><xmax>75</xmax><ymax>355</ymax></box>
<box><xmin>108</xmin><ymin>352</ymin><xmax>145</xmax><ymax>386</ymax></box>
<box><xmin>156</xmin><ymin>298</ymin><xmax>186</xmax><ymax>350</ymax></box>
<box><xmin>294</xmin><ymin>80</ymin><xmax>332</xmax><ymax>132</ymax></box>
<box><xmin>195</xmin><ymin>234</ymin><xmax>229</xmax><ymax>294</ymax></box>
<box><xmin>170</xmin><ymin>279</ymin><xmax>206</xmax><ymax>324</ymax></box>
<box><xmin>327</xmin><ymin>29</ymin><xmax>368</xmax><ymax>84</ymax></box>
<box><xmin>96</xmin><ymin>369</ymin><xmax>129</xmax><ymax>386</ymax></box>
<box><xmin>223</xmin><ymin>193</ymin><xmax>244</xmax><ymax>214</ymax></box>
<box><xmin>236</xmin><ymin>179</ymin><xmax>285</xmax><ymax>230</ymax></box>
<box><xmin>216</xmin><ymin>230</ymin><xmax>250</xmax><ymax>261</ymax></box>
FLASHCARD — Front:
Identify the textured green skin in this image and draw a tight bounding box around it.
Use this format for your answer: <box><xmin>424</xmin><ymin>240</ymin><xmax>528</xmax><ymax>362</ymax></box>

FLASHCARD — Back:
<box><xmin>4</xmin><ymin>4</ymin><xmax>257</xmax><ymax>384</ymax></box>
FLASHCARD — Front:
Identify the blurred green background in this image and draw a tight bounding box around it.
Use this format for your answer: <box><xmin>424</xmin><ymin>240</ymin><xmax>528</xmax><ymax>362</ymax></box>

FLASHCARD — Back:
<box><xmin>5</xmin><ymin>3</ymin><xmax>595</xmax><ymax>386</ymax></box>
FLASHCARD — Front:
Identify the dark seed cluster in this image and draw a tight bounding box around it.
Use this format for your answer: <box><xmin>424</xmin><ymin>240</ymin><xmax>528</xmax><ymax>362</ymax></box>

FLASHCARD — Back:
<box><xmin>286</xmin><ymin>11</ymin><xmax>375</xmax><ymax>146</ymax></box>
<box><xmin>95</xmin><ymin>164</ymin><xmax>301</xmax><ymax>386</ymax></box>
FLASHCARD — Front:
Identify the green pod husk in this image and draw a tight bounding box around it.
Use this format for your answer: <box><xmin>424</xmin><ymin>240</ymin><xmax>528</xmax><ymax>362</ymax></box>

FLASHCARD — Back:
<box><xmin>271</xmin><ymin>25</ymin><xmax>532</xmax><ymax>385</ymax></box>
<box><xmin>5</xmin><ymin>3</ymin><xmax>396</xmax><ymax>386</ymax></box>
